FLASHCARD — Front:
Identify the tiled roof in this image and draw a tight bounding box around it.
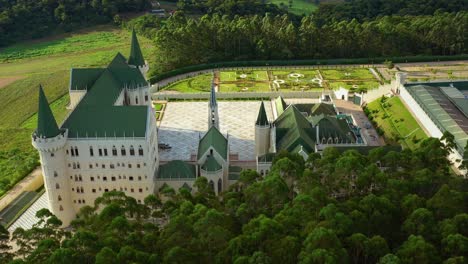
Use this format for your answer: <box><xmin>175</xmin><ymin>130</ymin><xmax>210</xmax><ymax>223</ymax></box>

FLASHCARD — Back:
<box><xmin>201</xmin><ymin>155</ymin><xmax>222</xmax><ymax>172</ymax></box>
<box><xmin>256</xmin><ymin>101</ymin><xmax>269</xmax><ymax>126</ymax></box>
<box><xmin>36</xmin><ymin>86</ymin><xmax>61</xmax><ymax>138</ymax></box>
<box><xmin>128</xmin><ymin>29</ymin><xmax>145</xmax><ymax>67</ymax></box>
<box><xmin>158</xmin><ymin>160</ymin><xmax>196</xmax><ymax>179</ymax></box>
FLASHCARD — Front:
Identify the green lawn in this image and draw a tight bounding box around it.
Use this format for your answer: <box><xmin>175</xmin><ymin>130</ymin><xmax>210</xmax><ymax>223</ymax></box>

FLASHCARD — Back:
<box><xmin>0</xmin><ymin>25</ymin><xmax>155</xmax><ymax>197</ymax></box>
<box><xmin>164</xmin><ymin>74</ymin><xmax>212</xmax><ymax>93</ymax></box>
<box><xmin>220</xmin><ymin>71</ymin><xmax>269</xmax><ymax>82</ymax></box>
<box><xmin>320</xmin><ymin>68</ymin><xmax>376</xmax><ymax>80</ymax></box>
<box><xmin>269</xmin><ymin>0</ymin><xmax>318</xmax><ymax>15</ymax></box>
<box><xmin>153</xmin><ymin>103</ymin><xmax>164</xmax><ymax>111</ymax></box>
<box><xmin>219</xmin><ymin>82</ymin><xmax>271</xmax><ymax>92</ymax></box>
<box><xmin>328</xmin><ymin>81</ymin><xmax>380</xmax><ymax>92</ymax></box>
<box><xmin>366</xmin><ymin>96</ymin><xmax>427</xmax><ymax>149</ymax></box>
<box><xmin>271</xmin><ymin>70</ymin><xmax>323</xmax><ymax>91</ymax></box>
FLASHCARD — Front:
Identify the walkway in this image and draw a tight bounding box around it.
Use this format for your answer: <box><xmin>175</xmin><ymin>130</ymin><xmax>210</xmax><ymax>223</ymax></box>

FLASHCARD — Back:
<box><xmin>8</xmin><ymin>192</ymin><xmax>48</xmax><ymax>232</ymax></box>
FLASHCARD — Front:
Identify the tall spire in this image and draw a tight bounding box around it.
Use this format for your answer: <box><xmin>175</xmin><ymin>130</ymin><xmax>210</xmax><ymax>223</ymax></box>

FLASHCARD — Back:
<box><xmin>128</xmin><ymin>28</ymin><xmax>145</xmax><ymax>67</ymax></box>
<box><xmin>36</xmin><ymin>85</ymin><xmax>60</xmax><ymax>138</ymax></box>
<box><xmin>208</xmin><ymin>81</ymin><xmax>219</xmax><ymax>130</ymax></box>
<box><xmin>256</xmin><ymin>101</ymin><xmax>269</xmax><ymax>126</ymax></box>
<box><xmin>209</xmin><ymin>81</ymin><xmax>217</xmax><ymax>108</ymax></box>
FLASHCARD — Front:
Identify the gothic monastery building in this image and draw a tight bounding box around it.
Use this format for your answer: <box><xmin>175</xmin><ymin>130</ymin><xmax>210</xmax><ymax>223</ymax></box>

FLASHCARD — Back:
<box><xmin>33</xmin><ymin>31</ymin><xmax>374</xmax><ymax>225</ymax></box>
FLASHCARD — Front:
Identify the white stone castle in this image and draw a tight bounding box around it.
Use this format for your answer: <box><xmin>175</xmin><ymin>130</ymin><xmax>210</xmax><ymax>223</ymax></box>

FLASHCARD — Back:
<box><xmin>33</xmin><ymin>30</ymin><xmax>374</xmax><ymax>226</ymax></box>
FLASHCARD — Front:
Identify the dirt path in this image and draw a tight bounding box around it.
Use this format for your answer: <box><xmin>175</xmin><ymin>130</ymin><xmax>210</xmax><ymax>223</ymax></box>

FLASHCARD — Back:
<box><xmin>0</xmin><ymin>76</ymin><xmax>24</xmax><ymax>89</ymax></box>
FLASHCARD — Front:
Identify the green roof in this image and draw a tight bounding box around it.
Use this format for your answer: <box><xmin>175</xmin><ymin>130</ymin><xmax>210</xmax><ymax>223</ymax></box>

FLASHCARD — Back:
<box><xmin>62</xmin><ymin>52</ymin><xmax>149</xmax><ymax>138</ymax></box>
<box><xmin>128</xmin><ymin>29</ymin><xmax>145</xmax><ymax>67</ymax></box>
<box><xmin>69</xmin><ymin>68</ymin><xmax>104</xmax><ymax>90</ymax></box>
<box><xmin>198</xmin><ymin>127</ymin><xmax>228</xmax><ymax>160</ymax></box>
<box><xmin>201</xmin><ymin>155</ymin><xmax>222</xmax><ymax>172</ymax></box>
<box><xmin>274</xmin><ymin>105</ymin><xmax>316</xmax><ymax>153</ymax></box>
<box><xmin>256</xmin><ymin>101</ymin><xmax>269</xmax><ymax>126</ymax></box>
<box><xmin>158</xmin><ymin>161</ymin><xmax>196</xmax><ymax>179</ymax></box>
<box><xmin>311</xmin><ymin>103</ymin><xmax>336</xmax><ymax>116</ymax></box>
<box><xmin>36</xmin><ymin>86</ymin><xmax>61</xmax><ymax>138</ymax></box>
<box><xmin>312</xmin><ymin>115</ymin><xmax>356</xmax><ymax>143</ymax></box>
<box><xmin>275</xmin><ymin>96</ymin><xmax>288</xmax><ymax>116</ymax></box>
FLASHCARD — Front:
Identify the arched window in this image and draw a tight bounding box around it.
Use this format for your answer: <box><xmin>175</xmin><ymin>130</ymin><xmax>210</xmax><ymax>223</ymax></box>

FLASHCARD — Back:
<box><xmin>121</xmin><ymin>146</ymin><xmax>126</xmax><ymax>156</ymax></box>
<box><xmin>55</xmin><ymin>183</ymin><xmax>60</xmax><ymax>189</ymax></box>
<box><xmin>59</xmin><ymin>205</ymin><xmax>63</xmax><ymax>211</ymax></box>
<box><xmin>53</xmin><ymin>171</ymin><xmax>58</xmax><ymax>177</ymax></box>
<box><xmin>89</xmin><ymin>146</ymin><xmax>94</xmax><ymax>156</ymax></box>
<box><xmin>135</xmin><ymin>96</ymin><xmax>139</xmax><ymax>104</ymax></box>
<box><xmin>218</xmin><ymin>179</ymin><xmax>222</xmax><ymax>193</ymax></box>
<box><xmin>112</xmin><ymin>146</ymin><xmax>117</xmax><ymax>156</ymax></box>
<box><xmin>260</xmin><ymin>170</ymin><xmax>264</xmax><ymax>176</ymax></box>
<box><xmin>327</xmin><ymin>137</ymin><xmax>333</xmax><ymax>144</ymax></box>
<box><xmin>145</xmin><ymin>93</ymin><xmax>148</xmax><ymax>102</ymax></box>
<box><xmin>334</xmin><ymin>137</ymin><xmax>339</xmax><ymax>144</ymax></box>
<box><xmin>130</xmin><ymin>146</ymin><xmax>135</xmax><ymax>156</ymax></box>
<box><xmin>58</xmin><ymin>195</ymin><xmax>62</xmax><ymax>201</ymax></box>
<box><xmin>77</xmin><ymin>162</ymin><xmax>80</xmax><ymax>169</ymax></box>
<box><xmin>321</xmin><ymin>138</ymin><xmax>326</xmax><ymax>144</ymax></box>
<box><xmin>72</xmin><ymin>162</ymin><xmax>76</xmax><ymax>169</ymax></box>
<box><xmin>70</xmin><ymin>147</ymin><xmax>75</xmax><ymax>157</ymax></box>
<box><xmin>75</xmin><ymin>147</ymin><xmax>79</xmax><ymax>156</ymax></box>
<box><xmin>209</xmin><ymin>180</ymin><xmax>214</xmax><ymax>191</ymax></box>
<box><xmin>81</xmin><ymin>187</ymin><xmax>84</xmax><ymax>193</ymax></box>
<box><xmin>138</xmin><ymin>146</ymin><xmax>143</xmax><ymax>156</ymax></box>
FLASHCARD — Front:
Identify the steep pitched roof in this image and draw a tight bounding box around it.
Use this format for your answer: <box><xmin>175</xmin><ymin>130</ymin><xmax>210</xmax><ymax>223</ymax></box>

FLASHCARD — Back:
<box><xmin>61</xmin><ymin>53</ymin><xmax>149</xmax><ymax>138</ymax></box>
<box><xmin>128</xmin><ymin>29</ymin><xmax>145</xmax><ymax>67</ymax></box>
<box><xmin>274</xmin><ymin>105</ymin><xmax>316</xmax><ymax>153</ymax></box>
<box><xmin>312</xmin><ymin>115</ymin><xmax>356</xmax><ymax>143</ymax></box>
<box><xmin>201</xmin><ymin>155</ymin><xmax>222</xmax><ymax>172</ymax></box>
<box><xmin>275</xmin><ymin>96</ymin><xmax>288</xmax><ymax>116</ymax></box>
<box><xmin>36</xmin><ymin>86</ymin><xmax>61</xmax><ymax>138</ymax></box>
<box><xmin>256</xmin><ymin>101</ymin><xmax>269</xmax><ymax>126</ymax></box>
<box><xmin>69</xmin><ymin>68</ymin><xmax>104</xmax><ymax>90</ymax></box>
<box><xmin>158</xmin><ymin>160</ymin><xmax>196</xmax><ymax>179</ymax></box>
<box><xmin>311</xmin><ymin>103</ymin><xmax>336</xmax><ymax>116</ymax></box>
<box><xmin>198</xmin><ymin>126</ymin><xmax>228</xmax><ymax>160</ymax></box>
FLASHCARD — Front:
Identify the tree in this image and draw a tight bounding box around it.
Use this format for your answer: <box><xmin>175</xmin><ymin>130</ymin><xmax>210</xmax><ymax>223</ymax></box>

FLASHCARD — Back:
<box><xmin>397</xmin><ymin>235</ymin><xmax>440</xmax><ymax>264</ymax></box>
<box><xmin>402</xmin><ymin>208</ymin><xmax>438</xmax><ymax>242</ymax></box>
<box><xmin>96</xmin><ymin>247</ymin><xmax>118</xmax><ymax>264</ymax></box>
<box><xmin>0</xmin><ymin>225</ymin><xmax>12</xmax><ymax>264</ymax></box>
<box><xmin>299</xmin><ymin>227</ymin><xmax>348</xmax><ymax>263</ymax></box>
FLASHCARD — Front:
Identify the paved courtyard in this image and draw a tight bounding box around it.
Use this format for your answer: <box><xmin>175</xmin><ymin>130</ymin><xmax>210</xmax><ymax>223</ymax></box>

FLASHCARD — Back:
<box><xmin>158</xmin><ymin>101</ymin><xmax>273</xmax><ymax>161</ymax></box>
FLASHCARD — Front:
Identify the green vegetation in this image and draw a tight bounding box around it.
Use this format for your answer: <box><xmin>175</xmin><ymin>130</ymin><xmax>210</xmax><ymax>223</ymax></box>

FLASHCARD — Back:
<box><xmin>220</xmin><ymin>71</ymin><xmax>269</xmax><ymax>82</ymax></box>
<box><xmin>320</xmin><ymin>68</ymin><xmax>375</xmax><ymax>80</ymax></box>
<box><xmin>269</xmin><ymin>0</ymin><xmax>318</xmax><ymax>15</ymax></box>
<box><xmin>0</xmin><ymin>0</ymin><xmax>150</xmax><ymax>47</ymax></box>
<box><xmin>0</xmin><ymin>26</ymin><xmax>155</xmax><ymax>197</ymax></box>
<box><xmin>1</xmin><ymin>138</ymin><xmax>467</xmax><ymax>263</ymax></box>
<box><xmin>219</xmin><ymin>82</ymin><xmax>271</xmax><ymax>92</ymax></box>
<box><xmin>366</xmin><ymin>96</ymin><xmax>427</xmax><ymax>149</ymax></box>
<box><xmin>153</xmin><ymin>103</ymin><xmax>164</xmax><ymax>111</ymax></box>
<box><xmin>328</xmin><ymin>81</ymin><xmax>380</xmax><ymax>92</ymax></box>
<box><xmin>164</xmin><ymin>74</ymin><xmax>212</xmax><ymax>93</ymax></box>
<box><xmin>271</xmin><ymin>70</ymin><xmax>323</xmax><ymax>91</ymax></box>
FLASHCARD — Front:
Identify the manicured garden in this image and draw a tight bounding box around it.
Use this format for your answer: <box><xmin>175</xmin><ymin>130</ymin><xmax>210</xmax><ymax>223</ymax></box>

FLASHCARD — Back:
<box><xmin>366</xmin><ymin>96</ymin><xmax>427</xmax><ymax>149</ymax></box>
<box><xmin>164</xmin><ymin>74</ymin><xmax>212</xmax><ymax>93</ymax></box>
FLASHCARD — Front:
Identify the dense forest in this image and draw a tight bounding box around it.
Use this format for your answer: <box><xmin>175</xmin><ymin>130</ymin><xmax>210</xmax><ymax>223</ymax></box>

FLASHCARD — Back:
<box><xmin>128</xmin><ymin>11</ymin><xmax>468</xmax><ymax>75</ymax></box>
<box><xmin>315</xmin><ymin>0</ymin><xmax>468</xmax><ymax>23</ymax></box>
<box><xmin>0</xmin><ymin>0</ymin><xmax>150</xmax><ymax>46</ymax></box>
<box><xmin>1</xmin><ymin>135</ymin><xmax>467</xmax><ymax>263</ymax></box>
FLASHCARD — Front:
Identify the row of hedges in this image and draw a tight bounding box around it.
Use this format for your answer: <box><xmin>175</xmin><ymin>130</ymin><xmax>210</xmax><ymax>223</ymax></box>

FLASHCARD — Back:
<box><xmin>149</xmin><ymin>54</ymin><xmax>468</xmax><ymax>84</ymax></box>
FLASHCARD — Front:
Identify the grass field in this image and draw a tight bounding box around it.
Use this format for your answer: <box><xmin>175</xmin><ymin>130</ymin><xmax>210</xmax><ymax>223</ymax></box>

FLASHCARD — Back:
<box><xmin>320</xmin><ymin>68</ymin><xmax>376</xmax><ymax>80</ymax></box>
<box><xmin>269</xmin><ymin>0</ymin><xmax>318</xmax><ymax>15</ymax></box>
<box><xmin>271</xmin><ymin>70</ymin><xmax>322</xmax><ymax>91</ymax></box>
<box><xmin>220</xmin><ymin>71</ymin><xmax>269</xmax><ymax>82</ymax></box>
<box><xmin>0</xmin><ymin>25</ymin><xmax>155</xmax><ymax>197</ymax></box>
<box><xmin>219</xmin><ymin>82</ymin><xmax>271</xmax><ymax>92</ymax></box>
<box><xmin>165</xmin><ymin>74</ymin><xmax>212</xmax><ymax>93</ymax></box>
<box><xmin>366</xmin><ymin>96</ymin><xmax>427</xmax><ymax>149</ymax></box>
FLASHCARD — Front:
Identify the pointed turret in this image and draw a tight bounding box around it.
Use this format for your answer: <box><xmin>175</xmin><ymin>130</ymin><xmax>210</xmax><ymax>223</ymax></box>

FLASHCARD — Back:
<box><xmin>256</xmin><ymin>101</ymin><xmax>269</xmax><ymax>126</ymax></box>
<box><xmin>255</xmin><ymin>101</ymin><xmax>271</xmax><ymax>157</ymax></box>
<box><xmin>36</xmin><ymin>85</ymin><xmax>60</xmax><ymax>138</ymax></box>
<box><xmin>208</xmin><ymin>82</ymin><xmax>219</xmax><ymax>130</ymax></box>
<box><xmin>128</xmin><ymin>29</ymin><xmax>145</xmax><ymax>67</ymax></box>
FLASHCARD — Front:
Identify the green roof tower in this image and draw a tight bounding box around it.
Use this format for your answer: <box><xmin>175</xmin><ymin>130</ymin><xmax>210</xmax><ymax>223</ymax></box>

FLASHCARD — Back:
<box><xmin>256</xmin><ymin>101</ymin><xmax>269</xmax><ymax>126</ymax></box>
<box><xmin>128</xmin><ymin>29</ymin><xmax>145</xmax><ymax>67</ymax></box>
<box><xmin>36</xmin><ymin>85</ymin><xmax>61</xmax><ymax>138</ymax></box>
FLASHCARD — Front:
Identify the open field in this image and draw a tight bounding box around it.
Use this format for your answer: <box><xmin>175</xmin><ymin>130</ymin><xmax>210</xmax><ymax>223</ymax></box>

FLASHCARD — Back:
<box><xmin>0</xmin><ymin>25</ymin><xmax>155</xmax><ymax>196</ymax></box>
<box><xmin>269</xmin><ymin>0</ymin><xmax>318</xmax><ymax>15</ymax></box>
<box><xmin>366</xmin><ymin>96</ymin><xmax>427</xmax><ymax>149</ymax></box>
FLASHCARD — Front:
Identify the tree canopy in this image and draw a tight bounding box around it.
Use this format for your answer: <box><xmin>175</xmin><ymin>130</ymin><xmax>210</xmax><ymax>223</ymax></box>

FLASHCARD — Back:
<box><xmin>1</xmin><ymin>136</ymin><xmax>467</xmax><ymax>263</ymax></box>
